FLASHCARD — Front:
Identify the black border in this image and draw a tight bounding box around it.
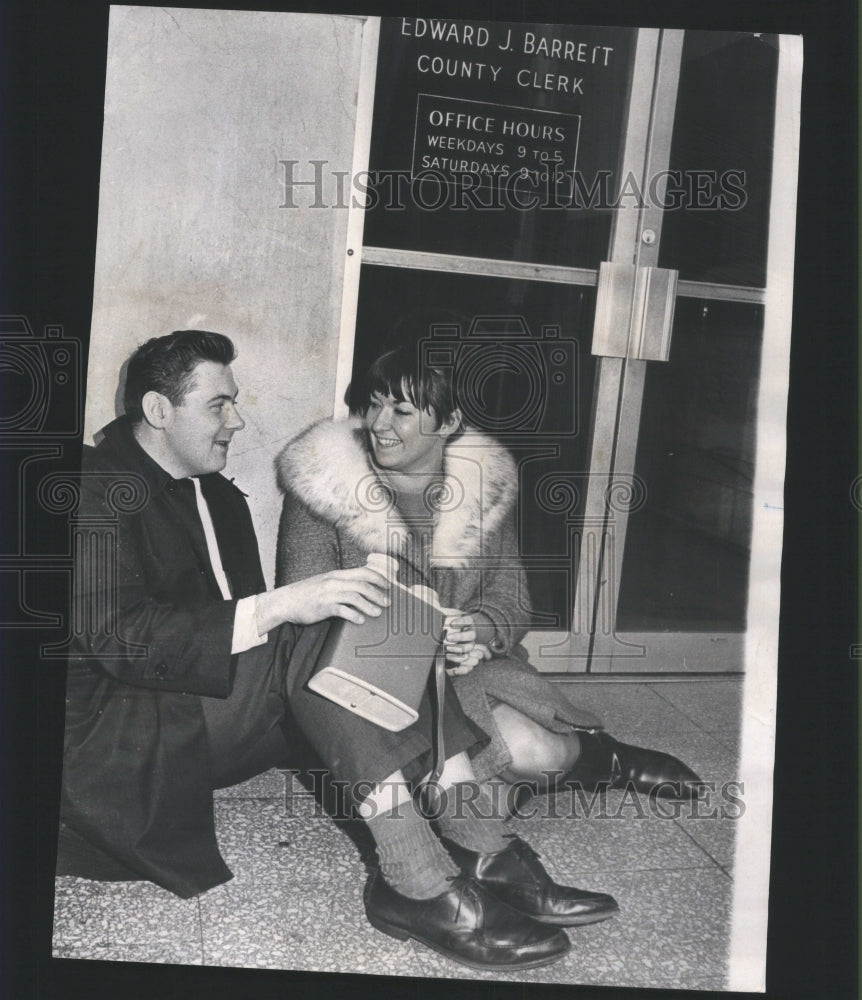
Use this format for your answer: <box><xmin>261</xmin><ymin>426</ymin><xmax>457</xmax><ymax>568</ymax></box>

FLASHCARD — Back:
<box><xmin>2</xmin><ymin>2</ymin><xmax>857</xmax><ymax>998</ymax></box>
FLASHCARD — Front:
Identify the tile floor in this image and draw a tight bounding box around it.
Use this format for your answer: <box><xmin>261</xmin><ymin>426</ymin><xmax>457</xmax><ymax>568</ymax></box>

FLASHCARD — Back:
<box><xmin>52</xmin><ymin>678</ymin><xmax>742</xmax><ymax>992</ymax></box>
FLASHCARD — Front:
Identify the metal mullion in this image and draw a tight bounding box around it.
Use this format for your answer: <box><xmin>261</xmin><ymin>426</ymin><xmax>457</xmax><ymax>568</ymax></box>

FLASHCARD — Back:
<box><xmin>633</xmin><ymin>29</ymin><xmax>685</xmax><ymax>271</ymax></box>
<box><xmin>360</xmin><ymin>246</ymin><xmax>599</xmax><ymax>287</ymax></box>
<box><xmin>605</xmin><ymin>29</ymin><xmax>662</xmax><ymax>265</ymax></box>
<box><xmin>677</xmin><ymin>280</ymin><xmax>765</xmax><ymax>304</ymax></box>
<box><xmin>332</xmin><ymin>17</ymin><xmax>381</xmax><ymax>419</ymax></box>
<box><xmin>590</xmin><ymin>356</ymin><xmax>647</xmax><ymax>655</ymax></box>
<box><xmin>587</xmin><ymin>30</ymin><xmax>684</xmax><ymax>670</ymax></box>
<box><xmin>564</xmin><ymin>356</ymin><xmax>625</xmax><ymax>664</ymax></box>
<box><xmin>571</xmin><ymin>28</ymin><xmax>672</xmax><ymax>671</ymax></box>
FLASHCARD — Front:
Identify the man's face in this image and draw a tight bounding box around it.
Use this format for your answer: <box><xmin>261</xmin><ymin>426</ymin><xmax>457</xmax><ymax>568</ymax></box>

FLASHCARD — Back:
<box><xmin>161</xmin><ymin>360</ymin><xmax>245</xmax><ymax>477</ymax></box>
<box><xmin>364</xmin><ymin>389</ymin><xmax>449</xmax><ymax>477</ymax></box>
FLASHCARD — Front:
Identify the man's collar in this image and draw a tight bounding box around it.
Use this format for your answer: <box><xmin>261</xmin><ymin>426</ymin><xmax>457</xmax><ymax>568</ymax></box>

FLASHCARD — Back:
<box><xmin>99</xmin><ymin>416</ymin><xmax>183</xmax><ymax>497</ymax></box>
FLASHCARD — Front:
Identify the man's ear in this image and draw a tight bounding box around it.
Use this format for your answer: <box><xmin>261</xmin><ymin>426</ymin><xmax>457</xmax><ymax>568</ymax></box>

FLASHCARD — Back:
<box><xmin>438</xmin><ymin>407</ymin><xmax>463</xmax><ymax>439</ymax></box>
<box><xmin>140</xmin><ymin>390</ymin><xmax>173</xmax><ymax>429</ymax></box>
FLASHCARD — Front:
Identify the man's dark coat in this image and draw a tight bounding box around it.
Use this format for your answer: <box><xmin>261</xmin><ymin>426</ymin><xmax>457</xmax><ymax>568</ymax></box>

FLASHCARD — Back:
<box><xmin>58</xmin><ymin>417</ymin><xmax>286</xmax><ymax>897</ymax></box>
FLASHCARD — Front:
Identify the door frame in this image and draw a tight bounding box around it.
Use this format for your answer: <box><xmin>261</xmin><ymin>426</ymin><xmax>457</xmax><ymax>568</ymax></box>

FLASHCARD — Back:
<box><xmin>334</xmin><ymin>22</ymin><xmax>800</xmax><ymax>677</ymax></box>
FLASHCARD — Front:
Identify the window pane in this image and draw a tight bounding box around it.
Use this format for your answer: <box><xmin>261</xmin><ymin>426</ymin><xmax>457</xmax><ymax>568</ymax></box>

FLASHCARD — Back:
<box><xmin>351</xmin><ymin>264</ymin><xmax>597</xmax><ymax>629</ymax></box>
<box><xmin>617</xmin><ymin>298</ymin><xmax>763</xmax><ymax>631</ymax></box>
<box><xmin>658</xmin><ymin>32</ymin><xmax>778</xmax><ymax>286</ymax></box>
<box><xmin>363</xmin><ymin>19</ymin><xmax>636</xmax><ymax>268</ymax></box>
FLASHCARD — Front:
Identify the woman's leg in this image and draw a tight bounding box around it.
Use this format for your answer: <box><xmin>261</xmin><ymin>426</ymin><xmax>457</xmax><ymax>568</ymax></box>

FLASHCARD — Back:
<box><xmin>466</xmin><ymin>657</ymin><xmax>701</xmax><ymax>799</ymax></box>
<box><xmin>492</xmin><ymin>701</ymin><xmax>703</xmax><ymax>800</ymax></box>
<box><xmin>491</xmin><ymin>702</ymin><xmax>581</xmax><ymax>786</ymax></box>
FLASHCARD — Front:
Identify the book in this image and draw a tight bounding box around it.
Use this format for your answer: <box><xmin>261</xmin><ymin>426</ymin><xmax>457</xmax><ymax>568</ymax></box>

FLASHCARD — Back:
<box><xmin>307</xmin><ymin>578</ymin><xmax>446</xmax><ymax>731</ymax></box>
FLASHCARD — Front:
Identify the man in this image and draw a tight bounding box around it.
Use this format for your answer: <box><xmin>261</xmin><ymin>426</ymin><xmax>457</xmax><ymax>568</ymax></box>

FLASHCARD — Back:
<box><xmin>58</xmin><ymin>330</ymin><xmax>615</xmax><ymax>972</ymax></box>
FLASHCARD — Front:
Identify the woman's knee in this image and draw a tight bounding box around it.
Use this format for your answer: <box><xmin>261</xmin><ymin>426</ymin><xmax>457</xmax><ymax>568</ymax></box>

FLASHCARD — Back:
<box><xmin>492</xmin><ymin>704</ymin><xmax>580</xmax><ymax>782</ymax></box>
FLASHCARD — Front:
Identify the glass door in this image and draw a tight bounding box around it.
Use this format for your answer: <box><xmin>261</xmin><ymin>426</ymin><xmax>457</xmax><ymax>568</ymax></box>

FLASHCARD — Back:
<box><xmin>337</xmin><ymin>20</ymin><xmax>795</xmax><ymax>674</ymax></box>
<box><xmin>566</xmin><ymin>31</ymin><xmax>790</xmax><ymax>673</ymax></box>
<box><xmin>339</xmin><ymin>18</ymin><xmax>639</xmax><ymax>637</ymax></box>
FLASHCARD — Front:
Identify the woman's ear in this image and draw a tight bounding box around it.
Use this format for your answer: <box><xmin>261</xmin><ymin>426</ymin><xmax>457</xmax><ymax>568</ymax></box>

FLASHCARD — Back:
<box><xmin>438</xmin><ymin>407</ymin><xmax>463</xmax><ymax>439</ymax></box>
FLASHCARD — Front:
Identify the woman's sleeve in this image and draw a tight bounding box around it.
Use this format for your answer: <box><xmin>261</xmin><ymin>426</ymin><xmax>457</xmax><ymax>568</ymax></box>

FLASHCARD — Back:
<box><xmin>475</xmin><ymin>508</ymin><xmax>533</xmax><ymax>653</ymax></box>
<box><xmin>275</xmin><ymin>490</ymin><xmax>341</xmax><ymax>586</ymax></box>
<box><xmin>444</xmin><ymin>506</ymin><xmax>533</xmax><ymax>656</ymax></box>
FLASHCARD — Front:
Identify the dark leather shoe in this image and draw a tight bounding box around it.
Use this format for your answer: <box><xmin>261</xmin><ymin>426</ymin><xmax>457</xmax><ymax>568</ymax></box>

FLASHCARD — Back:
<box><xmin>441</xmin><ymin>835</ymin><xmax>618</xmax><ymax>926</ymax></box>
<box><xmin>570</xmin><ymin>731</ymin><xmax>703</xmax><ymax>800</ymax></box>
<box><xmin>364</xmin><ymin>871</ymin><xmax>570</xmax><ymax>970</ymax></box>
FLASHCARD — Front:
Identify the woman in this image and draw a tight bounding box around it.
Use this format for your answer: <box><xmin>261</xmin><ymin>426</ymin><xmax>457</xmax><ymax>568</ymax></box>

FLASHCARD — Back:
<box><xmin>276</xmin><ymin>347</ymin><xmax>701</xmax><ymax>801</ymax></box>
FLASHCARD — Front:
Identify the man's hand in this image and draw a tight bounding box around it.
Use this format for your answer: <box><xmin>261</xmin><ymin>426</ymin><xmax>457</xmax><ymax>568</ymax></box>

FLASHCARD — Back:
<box><xmin>255</xmin><ymin>567</ymin><xmax>391</xmax><ymax>632</ymax></box>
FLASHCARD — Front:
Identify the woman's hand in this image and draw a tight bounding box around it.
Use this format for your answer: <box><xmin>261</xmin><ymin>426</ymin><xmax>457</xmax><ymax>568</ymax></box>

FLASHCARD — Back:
<box><xmin>445</xmin><ymin>643</ymin><xmax>491</xmax><ymax>676</ymax></box>
<box><xmin>443</xmin><ymin>614</ymin><xmax>492</xmax><ymax>675</ymax></box>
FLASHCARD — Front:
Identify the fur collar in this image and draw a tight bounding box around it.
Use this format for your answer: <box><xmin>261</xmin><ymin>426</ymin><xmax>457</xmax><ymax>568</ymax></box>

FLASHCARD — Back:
<box><xmin>276</xmin><ymin>418</ymin><xmax>517</xmax><ymax>568</ymax></box>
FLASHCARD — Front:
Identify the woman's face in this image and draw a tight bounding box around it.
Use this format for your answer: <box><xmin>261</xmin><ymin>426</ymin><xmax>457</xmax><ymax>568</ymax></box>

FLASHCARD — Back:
<box><xmin>364</xmin><ymin>390</ymin><xmax>453</xmax><ymax>476</ymax></box>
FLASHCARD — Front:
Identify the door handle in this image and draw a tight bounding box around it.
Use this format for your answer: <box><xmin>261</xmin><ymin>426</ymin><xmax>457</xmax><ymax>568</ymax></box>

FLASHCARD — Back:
<box><xmin>591</xmin><ymin>261</ymin><xmax>678</xmax><ymax>362</ymax></box>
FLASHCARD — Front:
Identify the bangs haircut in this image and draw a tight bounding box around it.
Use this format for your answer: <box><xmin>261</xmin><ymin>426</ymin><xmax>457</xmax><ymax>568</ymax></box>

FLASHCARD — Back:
<box><xmin>349</xmin><ymin>347</ymin><xmax>456</xmax><ymax>430</ymax></box>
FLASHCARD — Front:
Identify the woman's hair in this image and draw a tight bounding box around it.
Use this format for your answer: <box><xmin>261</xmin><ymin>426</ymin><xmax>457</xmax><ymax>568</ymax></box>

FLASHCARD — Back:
<box><xmin>123</xmin><ymin>330</ymin><xmax>236</xmax><ymax>423</ymax></box>
<box><xmin>349</xmin><ymin>346</ymin><xmax>457</xmax><ymax>430</ymax></box>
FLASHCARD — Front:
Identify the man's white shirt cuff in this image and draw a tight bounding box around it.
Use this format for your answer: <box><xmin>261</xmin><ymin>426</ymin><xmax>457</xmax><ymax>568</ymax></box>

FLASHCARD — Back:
<box><xmin>231</xmin><ymin>595</ymin><xmax>268</xmax><ymax>654</ymax></box>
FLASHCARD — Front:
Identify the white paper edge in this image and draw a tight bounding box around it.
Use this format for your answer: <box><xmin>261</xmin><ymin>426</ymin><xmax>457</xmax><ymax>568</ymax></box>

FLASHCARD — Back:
<box><xmin>728</xmin><ymin>32</ymin><xmax>803</xmax><ymax>993</ymax></box>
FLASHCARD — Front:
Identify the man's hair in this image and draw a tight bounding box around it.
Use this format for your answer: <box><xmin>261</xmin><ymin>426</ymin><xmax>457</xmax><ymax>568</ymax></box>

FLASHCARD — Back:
<box><xmin>348</xmin><ymin>346</ymin><xmax>457</xmax><ymax>430</ymax></box>
<box><xmin>123</xmin><ymin>330</ymin><xmax>236</xmax><ymax>423</ymax></box>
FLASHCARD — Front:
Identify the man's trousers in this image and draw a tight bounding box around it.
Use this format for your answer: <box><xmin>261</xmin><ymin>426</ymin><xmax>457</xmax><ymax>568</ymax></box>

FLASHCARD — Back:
<box><xmin>205</xmin><ymin>620</ymin><xmax>485</xmax><ymax>795</ymax></box>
